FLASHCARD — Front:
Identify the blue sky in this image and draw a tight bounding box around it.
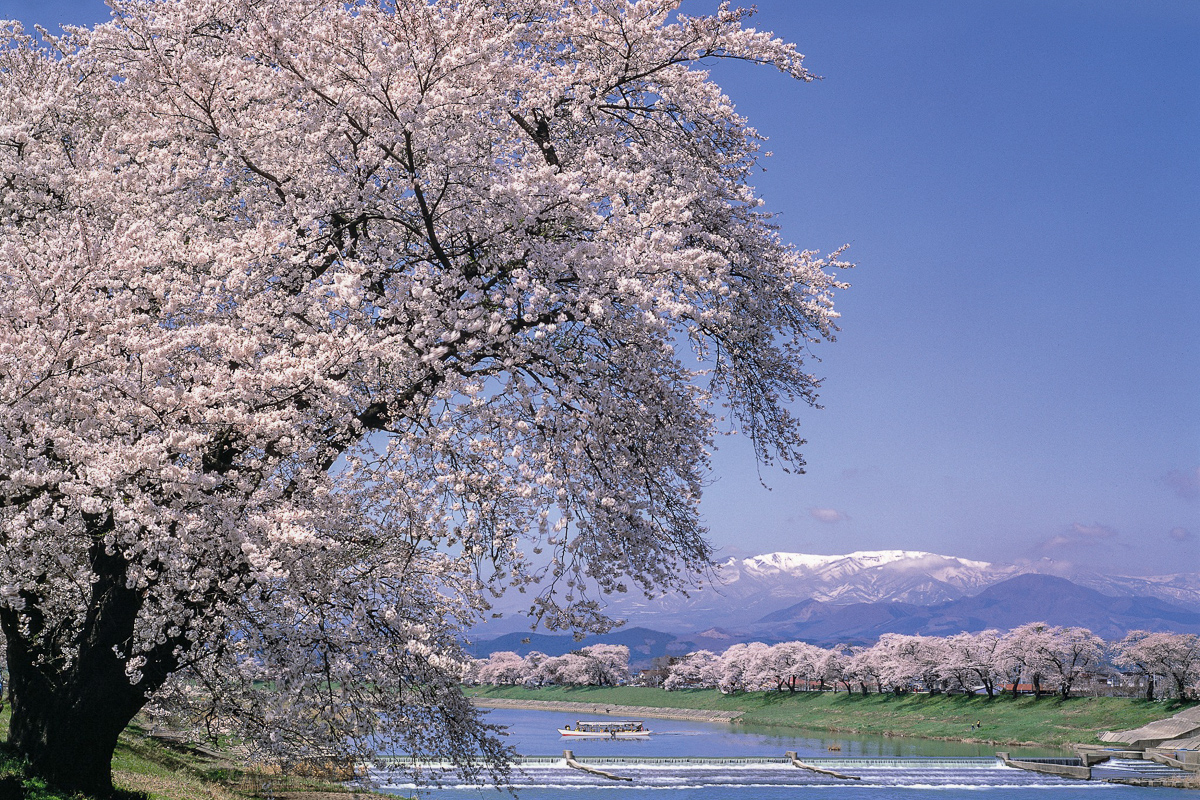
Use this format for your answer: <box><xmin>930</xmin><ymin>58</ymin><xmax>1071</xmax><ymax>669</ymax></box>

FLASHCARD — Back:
<box><xmin>4</xmin><ymin>0</ymin><xmax>1197</xmax><ymax>575</ymax></box>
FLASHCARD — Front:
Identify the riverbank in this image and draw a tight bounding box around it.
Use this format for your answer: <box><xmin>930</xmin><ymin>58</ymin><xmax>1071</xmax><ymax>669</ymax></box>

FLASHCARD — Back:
<box><xmin>0</xmin><ymin>705</ymin><xmax>380</xmax><ymax>800</ymax></box>
<box><xmin>466</xmin><ymin>686</ymin><xmax>1199</xmax><ymax>748</ymax></box>
<box><xmin>473</xmin><ymin>696</ymin><xmax>743</xmax><ymax>723</ymax></box>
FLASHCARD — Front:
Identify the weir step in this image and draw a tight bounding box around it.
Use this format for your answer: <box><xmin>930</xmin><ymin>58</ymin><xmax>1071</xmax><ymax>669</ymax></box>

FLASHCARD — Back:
<box><xmin>372</xmin><ymin>755</ymin><xmax>1002</xmax><ymax>768</ymax></box>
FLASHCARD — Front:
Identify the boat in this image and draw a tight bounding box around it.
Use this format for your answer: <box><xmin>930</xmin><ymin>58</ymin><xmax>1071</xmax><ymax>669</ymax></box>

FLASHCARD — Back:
<box><xmin>558</xmin><ymin>719</ymin><xmax>651</xmax><ymax>738</ymax></box>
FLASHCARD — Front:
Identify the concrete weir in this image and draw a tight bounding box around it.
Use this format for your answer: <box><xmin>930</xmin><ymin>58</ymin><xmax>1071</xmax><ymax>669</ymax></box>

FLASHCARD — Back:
<box><xmin>562</xmin><ymin>750</ymin><xmax>632</xmax><ymax>781</ymax></box>
<box><xmin>1100</xmin><ymin>704</ymin><xmax>1200</xmax><ymax>750</ymax></box>
<box><xmin>369</xmin><ymin>754</ymin><xmax>1109</xmax><ymax>789</ymax></box>
<box><xmin>997</xmin><ymin>752</ymin><xmax>1091</xmax><ymax>780</ymax></box>
<box><xmin>786</xmin><ymin>751</ymin><xmax>860</xmax><ymax>780</ymax></box>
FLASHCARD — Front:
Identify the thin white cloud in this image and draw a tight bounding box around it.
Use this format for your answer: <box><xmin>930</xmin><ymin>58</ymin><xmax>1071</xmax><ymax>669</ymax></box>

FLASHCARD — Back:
<box><xmin>1039</xmin><ymin>522</ymin><xmax>1118</xmax><ymax>550</ymax></box>
<box><xmin>1070</xmin><ymin>522</ymin><xmax>1119</xmax><ymax>541</ymax></box>
<box><xmin>809</xmin><ymin>507</ymin><xmax>848</xmax><ymax>524</ymax></box>
<box><xmin>1169</xmin><ymin>526</ymin><xmax>1193</xmax><ymax>542</ymax></box>
<box><xmin>1164</xmin><ymin>467</ymin><xmax>1200</xmax><ymax>500</ymax></box>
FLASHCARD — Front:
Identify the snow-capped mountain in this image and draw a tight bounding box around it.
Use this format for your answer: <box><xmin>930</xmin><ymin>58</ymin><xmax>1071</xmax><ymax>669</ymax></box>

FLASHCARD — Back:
<box><xmin>740</xmin><ymin>573</ymin><xmax>1200</xmax><ymax>644</ymax></box>
<box><xmin>609</xmin><ymin>549</ymin><xmax>1018</xmax><ymax>630</ymax></box>
<box><xmin>601</xmin><ymin>549</ymin><xmax>1200</xmax><ymax>632</ymax></box>
<box><xmin>477</xmin><ymin>549</ymin><xmax>1200</xmax><ymax>636</ymax></box>
<box><xmin>469</xmin><ymin>567</ymin><xmax>1200</xmax><ymax>663</ymax></box>
<box><xmin>1069</xmin><ymin>572</ymin><xmax>1200</xmax><ymax>611</ymax></box>
<box><xmin>737</xmin><ymin>550</ymin><xmax>1007</xmax><ymax>601</ymax></box>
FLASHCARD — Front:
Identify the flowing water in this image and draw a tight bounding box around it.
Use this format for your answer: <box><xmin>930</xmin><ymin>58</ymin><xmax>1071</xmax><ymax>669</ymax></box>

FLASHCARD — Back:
<box><xmin>370</xmin><ymin>707</ymin><xmax>1195</xmax><ymax>799</ymax></box>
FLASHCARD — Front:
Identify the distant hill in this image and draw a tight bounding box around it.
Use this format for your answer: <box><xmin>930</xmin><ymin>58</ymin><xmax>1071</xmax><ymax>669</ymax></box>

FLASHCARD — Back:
<box><xmin>744</xmin><ymin>574</ymin><xmax>1200</xmax><ymax>644</ymax></box>
<box><xmin>603</xmin><ymin>550</ymin><xmax>1018</xmax><ymax>631</ymax></box>
<box><xmin>463</xmin><ymin>625</ymin><xmax>754</xmax><ymax>668</ymax></box>
<box><xmin>463</xmin><ymin>626</ymin><xmax>681</xmax><ymax>663</ymax></box>
<box><xmin>467</xmin><ymin>574</ymin><xmax>1200</xmax><ymax>663</ymax></box>
<box><xmin>469</xmin><ymin>550</ymin><xmax>1200</xmax><ymax>661</ymax></box>
<box><xmin>478</xmin><ymin>549</ymin><xmax>1200</xmax><ymax>635</ymax></box>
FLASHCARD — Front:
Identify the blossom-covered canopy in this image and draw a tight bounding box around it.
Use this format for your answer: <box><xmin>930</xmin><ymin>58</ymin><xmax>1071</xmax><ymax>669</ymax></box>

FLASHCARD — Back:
<box><xmin>0</xmin><ymin>0</ymin><xmax>844</xmax><ymax>789</ymax></box>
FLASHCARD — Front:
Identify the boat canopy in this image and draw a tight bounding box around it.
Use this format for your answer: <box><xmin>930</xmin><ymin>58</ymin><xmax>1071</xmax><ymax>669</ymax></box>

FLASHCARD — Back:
<box><xmin>573</xmin><ymin>720</ymin><xmax>645</xmax><ymax>731</ymax></box>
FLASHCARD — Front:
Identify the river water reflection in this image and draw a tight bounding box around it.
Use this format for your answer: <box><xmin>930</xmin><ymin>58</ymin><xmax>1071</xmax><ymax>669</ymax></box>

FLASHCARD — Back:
<box><xmin>375</xmin><ymin>707</ymin><xmax>1195</xmax><ymax>799</ymax></box>
<box><xmin>475</xmin><ymin>707</ymin><xmax>1061</xmax><ymax>759</ymax></box>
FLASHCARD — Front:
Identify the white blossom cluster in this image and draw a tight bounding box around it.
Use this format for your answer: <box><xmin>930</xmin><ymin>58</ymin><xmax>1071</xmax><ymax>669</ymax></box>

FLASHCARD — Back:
<box><xmin>0</xmin><ymin>0</ymin><xmax>845</xmax><ymax>772</ymax></box>
<box><xmin>632</xmin><ymin>627</ymin><xmax>1200</xmax><ymax>699</ymax></box>
<box><xmin>470</xmin><ymin>643</ymin><xmax>630</xmax><ymax>687</ymax></box>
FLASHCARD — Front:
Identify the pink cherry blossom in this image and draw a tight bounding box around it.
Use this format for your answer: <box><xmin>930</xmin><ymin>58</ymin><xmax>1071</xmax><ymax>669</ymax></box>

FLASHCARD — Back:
<box><xmin>0</xmin><ymin>1</ymin><xmax>844</xmax><ymax>791</ymax></box>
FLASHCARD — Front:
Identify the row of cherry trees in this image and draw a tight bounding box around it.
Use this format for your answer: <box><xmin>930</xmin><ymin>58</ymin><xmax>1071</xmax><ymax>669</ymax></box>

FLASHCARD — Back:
<box><xmin>469</xmin><ymin>628</ymin><xmax>1200</xmax><ymax>700</ymax></box>
<box><xmin>664</xmin><ymin>628</ymin><xmax>1200</xmax><ymax>700</ymax></box>
<box><xmin>470</xmin><ymin>644</ymin><xmax>631</xmax><ymax>687</ymax></box>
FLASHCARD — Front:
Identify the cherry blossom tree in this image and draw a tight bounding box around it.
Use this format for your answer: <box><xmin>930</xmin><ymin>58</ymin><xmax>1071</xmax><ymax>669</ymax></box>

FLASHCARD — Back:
<box><xmin>663</xmin><ymin>649</ymin><xmax>719</xmax><ymax>690</ymax></box>
<box><xmin>0</xmin><ymin>0</ymin><xmax>845</xmax><ymax>791</ymax></box>
<box><xmin>552</xmin><ymin>654</ymin><xmax>592</xmax><ymax>685</ymax></box>
<box><xmin>657</xmin><ymin>627</ymin><xmax>1189</xmax><ymax>704</ymax></box>
<box><xmin>872</xmin><ymin>634</ymin><xmax>945</xmax><ymax>693</ymax></box>
<box><xmin>943</xmin><ymin>630</ymin><xmax>1004</xmax><ymax>698</ymax></box>
<box><xmin>575</xmin><ymin>644</ymin><xmax>631</xmax><ymax>686</ymax></box>
<box><xmin>521</xmin><ymin>651</ymin><xmax>552</xmax><ymax>686</ymax></box>
<box><xmin>847</xmin><ymin>645</ymin><xmax>884</xmax><ymax>695</ymax></box>
<box><xmin>761</xmin><ymin>641</ymin><xmax>823</xmax><ymax>692</ymax></box>
<box><xmin>819</xmin><ymin>647</ymin><xmax>850</xmax><ymax>692</ymax></box>
<box><xmin>1036</xmin><ymin>626</ymin><xmax>1103</xmax><ymax>699</ymax></box>
<box><xmin>717</xmin><ymin>642</ymin><xmax>772</xmax><ymax>693</ymax></box>
<box><xmin>1000</xmin><ymin>623</ymin><xmax>1056</xmax><ymax>698</ymax></box>
<box><xmin>475</xmin><ymin>645</ymin><xmax>626</xmax><ymax>687</ymax></box>
<box><xmin>524</xmin><ymin>653</ymin><xmax>564</xmax><ymax>685</ymax></box>
<box><xmin>1113</xmin><ymin>632</ymin><xmax>1200</xmax><ymax>700</ymax></box>
<box><xmin>1112</xmin><ymin>631</ymin><xmax>1160</xmax><ymax>700</ymax></box>
<box><xmin>474</xmin><ymin>651</ymin><xmax>528</xmax><ymax>685</ymax></box>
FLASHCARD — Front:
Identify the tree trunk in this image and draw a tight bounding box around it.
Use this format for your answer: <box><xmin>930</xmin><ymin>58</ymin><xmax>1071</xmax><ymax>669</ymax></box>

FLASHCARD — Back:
<box><xmin>1</xmin><ymin>528</ymin><xmax>188</xmax><ymax>796</ymax></box>
<box><xmin>5</xmin><ymin>640</ymin><xmax>148</xmax><ymax>796</ymax></box>
<box><xmin>1145</xmin><ymin>674</ymin><xmax>1154</xmax><ymax>701</ymax></box>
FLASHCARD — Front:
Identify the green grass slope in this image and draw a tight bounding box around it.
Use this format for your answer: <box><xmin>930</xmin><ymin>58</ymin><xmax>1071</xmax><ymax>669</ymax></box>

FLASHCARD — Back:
<box><xmin>467</xmin><ymin>685</ymin><xmax>1197</xmax><ymax>747</ymax></box>
<box><xmin>0</xmin><ymin>705</ymin><xmax>380</xmax><ymax>800</ymax></box>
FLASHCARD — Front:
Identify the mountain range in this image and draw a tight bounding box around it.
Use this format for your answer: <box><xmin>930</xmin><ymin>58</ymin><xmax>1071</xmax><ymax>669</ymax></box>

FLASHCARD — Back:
<box><xmin>470</xmin><ymin>550</ymin><xmax>1200</xmax><ymax>665</ymax></box>
<box><xmin>747</xmin><ymin>573</ymin><xmax>1200</xmax><ymax>643</ymax></box>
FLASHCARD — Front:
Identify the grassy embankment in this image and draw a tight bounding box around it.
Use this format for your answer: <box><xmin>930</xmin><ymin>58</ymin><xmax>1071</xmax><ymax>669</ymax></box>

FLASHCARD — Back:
<box><xmin>0</xmin><ymin>704</ymin><xmax>380</xmax><ymax>800</ymax></box>
<box><xmin>467</xmin><ymin>684</ymin><xmax>1197</xmax><ymax>747</ymax></box>
<box><xmin>2</xmin><ymin>686</ymin><xmax>1193</xmax><ymax>798</ymax></box>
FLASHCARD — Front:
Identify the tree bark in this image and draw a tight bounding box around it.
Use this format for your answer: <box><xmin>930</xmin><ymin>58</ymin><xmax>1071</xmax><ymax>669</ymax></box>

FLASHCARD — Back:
<box><xmin>1</xmin><ymin>530</ymin><xmax>185</xmax><ymax>796</ymax></box>
<box><xmin>4</xmin><ymin>640</ymin><xmax>148</xmax><ymax>796</ymax></box>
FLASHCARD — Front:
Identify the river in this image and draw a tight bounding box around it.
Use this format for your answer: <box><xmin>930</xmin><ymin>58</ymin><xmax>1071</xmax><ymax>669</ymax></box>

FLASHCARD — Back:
<box><xmin>371</xmin><ymin>707</ymin><xmax>1195</xmax><ymax>799</ymax></box>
